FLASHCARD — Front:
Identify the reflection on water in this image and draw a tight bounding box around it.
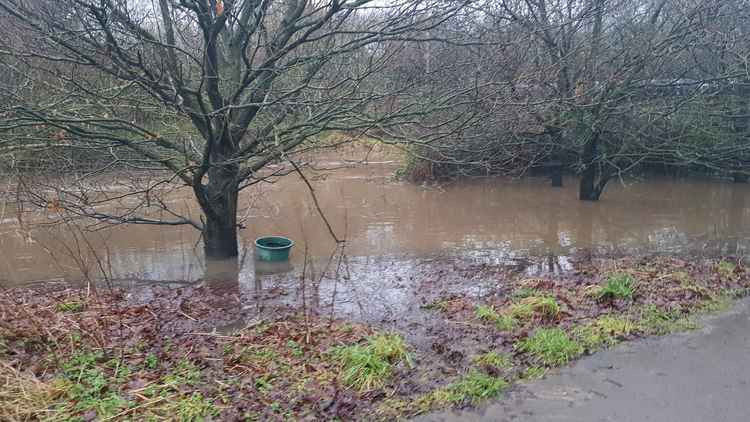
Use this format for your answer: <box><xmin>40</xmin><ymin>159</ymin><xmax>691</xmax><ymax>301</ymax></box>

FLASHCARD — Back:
<box><xmin>1</xmin><ymin>163</ymin><xmax>749</xmax><ymax>288</ymax></box>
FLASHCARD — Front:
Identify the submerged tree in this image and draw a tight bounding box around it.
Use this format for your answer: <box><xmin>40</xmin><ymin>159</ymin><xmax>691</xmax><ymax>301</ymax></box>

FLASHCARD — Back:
<box><xmin>394</xmin><ymin>0</ymin><xmax>750</xmax><ymax>200</ymax></box>
<box><xmin>0</xmin><ymin>0</ymin><xmax>475</xmax><ymax>259</ymax></box>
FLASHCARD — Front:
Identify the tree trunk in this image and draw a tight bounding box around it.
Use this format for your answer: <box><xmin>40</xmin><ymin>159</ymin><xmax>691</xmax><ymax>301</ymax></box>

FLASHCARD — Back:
<box><xmin>579</xmin><ymin>135</ymin><xmax>603</xmax><ymax>200</ymax></box>
<box><xmin>727</xmin><ymin>184</ymin><xmax>745</xmax><ymax>255</ymax></box>
<box><xmin>732</xmin><ymin>81</ymin><xmax>749</xmax><ymax>184</ymax></box>
<box><xmin>204</xmin><ymin>199</ymin><xmax>239</xmax><ymax>259</ymax></box>
<box><xmin>200</xmin><ymin>155</ymin><xmax>240</xmax><ymax>260</ymax></box>
<box><xmin>578</xmin><ymin>0</ymin><xmax>605</xmax><ymax>201</ymax></box>
<box><xmin>579</xmin><ymin>164</ymin><xmax>601</xmax><ymax>200</ymax></box>
<box><xmin>204</xmin><ymin>256</ymin><xmax>240</xmax><ymax>289</ymax></box>
<box><xmin>547</xmin><ymin>127</ymin><xmax>564</xmax><ymax>187</ymax></box>
<box><xmin>550</xmin><ymin>162</ymin><xmax>563</xmax><ymax>187</ymax></box>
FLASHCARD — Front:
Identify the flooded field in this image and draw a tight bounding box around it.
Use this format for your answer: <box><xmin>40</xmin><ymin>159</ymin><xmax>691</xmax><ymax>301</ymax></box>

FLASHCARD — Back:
<box><xmin>1</xmin><ymin>162</ymin><xmax>749</xmax><ymax>323</ymax></box>
<box><xmin>2</xmin><ymin>163</ymin><xmax>748</xmax><ymax>285</ymax></box>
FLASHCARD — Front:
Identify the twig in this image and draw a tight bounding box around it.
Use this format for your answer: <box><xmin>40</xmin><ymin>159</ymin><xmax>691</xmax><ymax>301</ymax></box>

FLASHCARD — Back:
<box><xmin>445</xmin><ymin>320</ymin><xmax>486</xmax><ymax>329</ymax></box>
<box><xmin>185</xmin><ymin>332</ymin><xmax>237</xmax><ymax>339</ymax></box>
<box><xmin>288</xmin><ymin>159</ymin><xmax>343</xmax><ymax>244</ymax></box>
<box><xmin>178</xmin><ymin>310</ymin><xmax>198</xmax><ymax>321</ymax></box>
<box><xmin>301</xmin><ymin>242</ymin><xmax>311</xmax><ymax>344</ymax></box>
<box><xmin>101</xmin><ymin>396</ymin><xmax>169</xmax><ymax>421</ymax></box>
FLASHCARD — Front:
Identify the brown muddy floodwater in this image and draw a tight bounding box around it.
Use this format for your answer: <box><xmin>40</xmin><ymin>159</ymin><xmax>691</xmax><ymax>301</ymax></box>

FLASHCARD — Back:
<box><xmin>1</xmin><ymin>162</ymin><xmax>749</xmax><ymax>324</ymax></box>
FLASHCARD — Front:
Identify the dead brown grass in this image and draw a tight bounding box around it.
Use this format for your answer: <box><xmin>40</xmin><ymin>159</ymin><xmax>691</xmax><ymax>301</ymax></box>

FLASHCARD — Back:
<box><xmin>0</xmin><ymin>361</ymin><xmax>66</xmax><ymax>421</ymax></box>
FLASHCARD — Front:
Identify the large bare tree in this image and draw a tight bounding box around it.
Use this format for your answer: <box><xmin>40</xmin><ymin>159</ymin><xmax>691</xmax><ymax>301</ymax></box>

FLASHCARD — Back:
<box><xmin>0</xmin><ymin>0</ymin><xmax>474</xmax><ymax>259</ymax></box>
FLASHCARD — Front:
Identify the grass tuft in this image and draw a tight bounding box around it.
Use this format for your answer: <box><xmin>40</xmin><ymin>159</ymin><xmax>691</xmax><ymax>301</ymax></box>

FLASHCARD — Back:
<box><xmin>699</xmin><ymin>292</ymin><xmax>734</xmax><ymax>313</ymax></box>
<box><xmin>56</xmin><ymin>301</ymin><xmax>86</xmax><ymax>313</ymax></box>
<box><xmin>639</xmin><ymin>304</ymin><xmax>696</xmax><ymax>335</ymax></box>
<box><xmin>417</xmin><ymin>370</ymin><xmax>508</xmax><ymax>410</ymax></box>
<box><xmin>509</xmin><ymin>296</ymin><xmax>560</xmax><ymax>320</ymax></box>
<box><xmin>515</xmin><ymin>328</ymin><xmax>583</xmax><ymax>366</ymax></box>
<box><xmin>472</xmin><ymin>351</ymin><xmax>512</xmax><ymax>370</ymax></box>
<box><xmin>474</xmin><ymin>305</ymin><xmax>517</xmax><ymax>331</ymax></box>
<box><xmin>519</xmin><ymin>366</ymin><xmax>546</xmax><ymax>381</ymax></box>
<box><xmin>421</xmin><ymin>299</ymin><xmax>451</xmax><ymax>311</ymax></box>
<box><xmin>494</xmin><ymin>314</ymin><xmax>517</xmax><ymax>331</ymax></box>
<box><xmin>0</xmin><ymin>363</ymin><xmax>68</xmax><ymax>421</ymax></box>
<box><xmin>474</xmin><ymin>304</ymin><xmax>500</xmax><ymax>321</ymax></box>
<box><xmin>333</xmin><ymin>333</ymin><xmax>412</xmax><ymax>392</ymax></box>
<box><xmin>717</xmin><ymin>260</ymin><xmax>736</xmax><ymax>279</ymax></box>
<box><xmin>596</xmin><ymin>273</ymin><xmax>634</xmax><ymax>300</ymax></box>
<box><xmin>511</xmin><ymin>287</ymin><xmax>541</xmax><ymax>300</ymax></box>
<box><xmin>573</xmin><ymin>315</ymin><xmax>638</xmax><ymax>351</ymax></box>
<box><xmin>169</xmin><ymin>392</ymin><xmax>218</xmax><ymax>421</ymax></box>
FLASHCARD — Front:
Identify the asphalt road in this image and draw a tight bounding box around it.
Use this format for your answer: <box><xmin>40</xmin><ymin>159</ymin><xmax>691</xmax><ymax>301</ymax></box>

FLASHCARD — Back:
<box><xmin>417</xmin><ymin>298</ymin><xmax>750</xmax><ymax>422</ymax></box>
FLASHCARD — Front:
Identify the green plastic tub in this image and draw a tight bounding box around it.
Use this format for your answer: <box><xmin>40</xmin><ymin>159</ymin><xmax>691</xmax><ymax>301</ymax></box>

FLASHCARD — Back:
<box><xmin>254</xmin><ymin>236</ymin><xmax>294</xmax><ymax>262</ymax></box>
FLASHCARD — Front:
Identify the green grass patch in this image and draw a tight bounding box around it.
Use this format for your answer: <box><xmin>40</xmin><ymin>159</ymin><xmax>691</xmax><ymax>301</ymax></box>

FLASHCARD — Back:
<box><xmin>474</xmin><ymin>304</ymin><xmax>517</xmax><ymax>331</ymax></box>
<box><xmin>511</xmin><ymin>287</ymin><xmax>542</xmax><ymax>300</ymax></box>
<box><xmin>573</xmin><ymin>316</ymin><xmax>638</xmax><ymax>351</ymax></box>
<box><xmin>56</xmin><ymin>301</ymin><xmax>86</xmax><ymax>313</ymax></box>
<box><xmin>639</xmin><ymin>305</ymin><xmax>696</xmax><ymax>335</ymax></box>
<box><xmin>145</xmin><ymin>352</ymin><xmax>159</xmax><ymax>369</ymax></box>
<box><xmin>494</xmin><ymin>314</ymin><xmax>517</xmax><ymax>331</ymax></box>
<box><xmin>472</xmin><ymin>351</ymin><xmax>512</xmax><ymax>370</ymax></box>
<box><xmin>333</xmin><ymin>333</ymin><xmax>412</xmax><ymax>392</ymax></box>
<box><xmin>673</xmin><ymin>271</ymin><xmax>693</xmax><ymax>284</ymax></box>
<box><xmin>162</xmin><ymin>359</ymin><xmax>202</xmax><ymax>387</ymax></box>
<box><xmin>3</xmin><ymin>346</ymin><xmax>220</xmax><ymax>421</ymax></box>
<box><xmin>237</xmin><ymin>346</ymin><xmax>281</xmax><ymax>367</ymax></box>
<box><xmin>58</xmin><ymin>351</ymin><xmax>132</xmax><ymax>418</ymax></box>
<box><xmin>168</xmin><ymin>392</ymin><xmax>218</xmax><ymax>421</ymax></box>
<box><xmin>717</xmin><ymin>260</ymin><xmax>736</xmax><ymax>278</ymax></box>
<box><xmin>515</xmin><ymin>328</ymin><xmax>583</xmax><ymax>366</ymax></box>
<box><xmin>417</xmin><ymin>370</ymin><xmax>508</xmax><ymax>411</ymax></box>
<box><xmin>286</xmin><ymin>340</ymin><xmax>304</xmax><ymax>357</ymax></box>
<box><xmin>596</xmin><ymin>273</ymin><xmax>634</xmax><ymax>300</ymax></box>
<box><xmin>509</xmin><ymin>296</ymin><xmax>560</xmax><ymax>320</ymax></box>
<box><xmin>421</xmin><ymin>299</ymin><xmax>451</xmax><ymax>311</ymax></box>
<box><xmin>519</xmin><ymin>366</ymin><xmax>546</xmax><ymax>381</ymax></box>
<box><xmin>475</xmin><ymin>304</ymin><xmax>500</xmax><ymax>321</ymax></box>
<box><xmin>699</xmin><ymin>292</ymin><xmax>734</xmax><ymax>313</ymax></box>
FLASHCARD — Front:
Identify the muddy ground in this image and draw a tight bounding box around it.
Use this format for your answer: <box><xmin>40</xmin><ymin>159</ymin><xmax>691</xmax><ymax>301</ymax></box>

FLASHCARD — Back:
<box><xmin>2</xmin><ymin>253</ymin><xmax>749</xmax><ymax>421</ymax></box>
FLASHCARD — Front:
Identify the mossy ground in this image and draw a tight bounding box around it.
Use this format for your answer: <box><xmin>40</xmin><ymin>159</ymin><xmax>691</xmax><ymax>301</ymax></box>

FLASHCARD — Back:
<box><xmin>2</xmin><ymin>256</ymin><xmax>749</xmax><ymax>420</ymax></box>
